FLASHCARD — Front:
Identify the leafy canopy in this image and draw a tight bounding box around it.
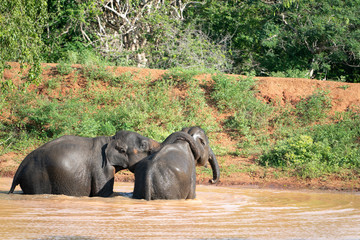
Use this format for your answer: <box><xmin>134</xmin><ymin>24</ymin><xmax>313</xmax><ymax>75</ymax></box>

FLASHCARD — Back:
<box><xmin>0</xmin><ymin>0</ymin><xmax>47</xmax><ymax>82</ymax></box>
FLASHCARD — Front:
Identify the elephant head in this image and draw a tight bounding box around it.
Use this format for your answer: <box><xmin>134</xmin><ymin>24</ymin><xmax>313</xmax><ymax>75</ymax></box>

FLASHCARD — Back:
<box><xmin>105</xmin><ymin>131</ymin><xmax>160</xmax><ymax>172</ymax></box>
<box><xmin>182</xmin><ymin>127</ymin><xmax>220</xmax><ymax>184</ymax></box>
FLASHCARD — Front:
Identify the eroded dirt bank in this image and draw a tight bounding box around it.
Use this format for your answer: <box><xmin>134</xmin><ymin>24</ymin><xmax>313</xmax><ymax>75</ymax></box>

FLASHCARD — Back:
<box><xmin>1</xmin><ymin>62</ymin><xmax>360</xmax><ymax>192</ymax></box>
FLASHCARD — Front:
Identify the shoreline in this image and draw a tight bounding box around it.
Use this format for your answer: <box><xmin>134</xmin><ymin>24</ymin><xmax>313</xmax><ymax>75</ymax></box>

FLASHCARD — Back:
<box><xmin>1</xmin><ymin>160</ymin><xmax>359</xmax><ymax>193</ymax></box>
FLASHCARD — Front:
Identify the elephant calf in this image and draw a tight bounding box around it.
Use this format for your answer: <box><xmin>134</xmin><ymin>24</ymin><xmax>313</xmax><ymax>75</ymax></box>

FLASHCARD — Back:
<box><xmin>9</xmin><ymin>131</ymin><xmax>160</xmax><ymax>197</ymax></box>
<box><xmin>133</xmin><ymin>127</ymin><xmax>220</xmax><ymax>200</ymax></box>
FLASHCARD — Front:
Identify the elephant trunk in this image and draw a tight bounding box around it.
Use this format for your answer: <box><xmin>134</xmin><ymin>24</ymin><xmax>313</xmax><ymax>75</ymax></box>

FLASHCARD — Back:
<box><xmin>208</xmin><ymin>147</ymin><xmax>220</xmax><ymax>184</ymax></box>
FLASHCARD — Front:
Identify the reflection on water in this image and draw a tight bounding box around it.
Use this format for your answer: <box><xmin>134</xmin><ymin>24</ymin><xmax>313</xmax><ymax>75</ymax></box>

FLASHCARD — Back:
<box><xmin>0</xmin><ymin>178</ymin><xmax>359</xmax><ymax>239</ymax></box>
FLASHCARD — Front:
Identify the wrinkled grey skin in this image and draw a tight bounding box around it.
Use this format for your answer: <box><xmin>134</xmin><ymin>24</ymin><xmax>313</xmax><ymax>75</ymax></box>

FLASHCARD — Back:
<box><xmin>133</xmin><ymin>127</ymin><xmax>220</xmax><ymax>200</ymax></box>
<box><xmin>8</xmin><ymin>131</ymin><xmax>160</xmax><ymax>197</ymax></box>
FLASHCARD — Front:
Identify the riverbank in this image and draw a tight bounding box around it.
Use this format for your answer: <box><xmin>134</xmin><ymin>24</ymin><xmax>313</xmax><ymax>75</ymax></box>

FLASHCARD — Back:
<box><xmin>2</xmin><ymin>146</ymin><xmax>358</xmax><ymax>192</ymax></box>
<box><xmin>1</xmin><ymin>62</ymin><xmax>360</xmax><ymax>192</ymax></box>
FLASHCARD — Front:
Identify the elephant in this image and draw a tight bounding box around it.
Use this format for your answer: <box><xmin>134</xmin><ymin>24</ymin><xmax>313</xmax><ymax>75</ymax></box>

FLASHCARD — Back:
<box><xmin>8</xmin><ymin>131</ymin><xmax>160</xmax><ymax>197</ymax></box>
<box><xmin>132</xmin><ymin>126</ymin><xmax>220</xmax><ymax>200</ymax></box>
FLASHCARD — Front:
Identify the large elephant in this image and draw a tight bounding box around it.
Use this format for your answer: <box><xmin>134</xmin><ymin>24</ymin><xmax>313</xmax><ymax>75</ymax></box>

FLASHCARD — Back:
<box><xmin>132</xmin><ymin>127</ymin><xmax>220</xmax><ymax>200</ymax></box>
<box><xmin>8</xmin><ymin>131</ymin><xmax>160</xmax><ymax>197</ymax></box>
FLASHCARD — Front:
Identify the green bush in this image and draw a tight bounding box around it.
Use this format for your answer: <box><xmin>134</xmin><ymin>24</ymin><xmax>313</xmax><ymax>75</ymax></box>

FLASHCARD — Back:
<box><xmin>57</xmin><ymin>61</ymin><xmax>73</xmax><ymax>75</ymax></box>
<box><xmin>45</xmin><ymin>77</ymin><xmax>62</xmax><ymax>90</ymax></box>
<box><xmin>260</xmin><ymin>113</ymin><xmax>360</xmax><ymax>178</ymax></box>
<box><xmin>309</xmin><ymin>112</ymin><xmax>360</xmax><ymax>169</ymax></box>
<box><xmin>109</xmin><ymin>72</ymin><xmax>134</xmax><ymax>87</ymax></box>
<box><xmin>210</xmin><ymin>73</ymin><xmax>274</xmax><ymax>156</ymax></box>
<box><xmin>212</xmin><ymin>74</ymin><xmax>272</xmax><ymax>128</ymax></box>
<box><xmin>0</xmin><ymin>0</ymin><xmax>47</xmax><ymax>82</ymax></box>
<box><xmin>261</xmin><ymin>135</ymin><xmax>328</xmax><ymax>167</ymax></box>
<box><xmin>82</xmin><ymin>64</ymin><xmax>114</xmax><ymax>83</ymax></box>
<box><xmin>147</xmin><ymin>23</ymin><xmax>231</xmax><ymax>72</ymax></box>
<box><xmin>271</xmin><ymin>69</ymin><xmax>310</xmax><ymax>79</ymax></box>
<box><xmin>156</xmin><ymin>68</ymin><xmax>219</xmax><ymax>132</ymax></box>
<box><xmin>259</xmin><ymin>135</ymin><xmax>332</xmax><ymax>177</ymax></box>
<box><xmin>0</xmin><ymin>79</ymin><xmax>16</xmax><ymax>93</ymax></box>
<box><xmin>295</xmin><ymin>90</ymin><xmax>332</xmax><ymax>123</ymax></box>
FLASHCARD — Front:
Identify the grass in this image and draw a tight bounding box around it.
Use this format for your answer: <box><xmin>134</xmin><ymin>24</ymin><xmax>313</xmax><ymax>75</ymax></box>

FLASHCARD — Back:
<box><xmin>210</xmin><ymin>73</ymin><xmax>273</xmax><ymax>155</ymax></box>
<box><xmin>209</xmin><ymin>72</ymin><xmax>360</xmax><ymax>179</ymax></box>
<box><xmin>0</xmin><ymin>64</ymin><xmax>219</xmax><ymax>150</ymax></box>
<box><xmin>1</xmin><ymin>61</ymin><xmax>360</xmax><ymax>181</ymax></box>
<box><xmin>57</xmin><ymin>61</ymin><xmax>74</xmax><ymax>75</ymax></box>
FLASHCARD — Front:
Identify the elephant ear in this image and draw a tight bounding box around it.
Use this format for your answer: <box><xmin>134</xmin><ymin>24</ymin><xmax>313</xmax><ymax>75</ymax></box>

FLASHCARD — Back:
<box><xmin>145</xmin><ymin>139</ymin><xmax>161</xmax><ymax>154</ymax></box>
<box><xmin>181</xmin><ymin>127</ymin><xmax>191</xmax><ymax>133</ymax></box>
<box><xmin>161</xmin><ymin>131</ymin><xmax>201</xmax><ymax>161</ymax></box>
<box><xmin>183</xmin><ymin>126</ymin><xmax>220</xmax><ymax>183</ymax></box>
<box><xmin>105</xmin><ymin>139</ymin><xmax>129</xmax><ymax>169</ymax></box>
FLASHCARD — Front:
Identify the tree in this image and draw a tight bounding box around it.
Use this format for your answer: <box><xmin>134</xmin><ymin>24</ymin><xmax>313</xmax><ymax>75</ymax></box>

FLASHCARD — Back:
<box><xmin>0</xmin><ymin>0</ymin><xmax>48</xmax><ymax>82</ymax></box>
<box><xmin>186</xmin><ymin>0</ymin><xmax>360</xmax><ymax>81</ymax></box>
<box><xmin>42</xmin><ymin>0</ymin><xmax>101</xmax><ymax>62</ymax></box>
<box><xmin>93</xmin><ymin>0</ymin><xmax>209</xmax><ymax>67</ymax></box>
<box><xmin>264</xmin><ymin>0</ymin><xmax>360</xmax><ymax>81</ymax></box>
<box><xmin>184</xmin><ymin>0</ymin><xmax>272</xmax><ymax>74</ymax></box>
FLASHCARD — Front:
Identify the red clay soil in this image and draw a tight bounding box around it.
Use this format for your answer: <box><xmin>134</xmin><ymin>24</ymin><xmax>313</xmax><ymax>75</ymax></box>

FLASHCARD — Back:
<box><xmin>256</xmin><ymin>76</ymin><xmax>360</xmax><ymax>113</ymax></box>
<box><xmin>1</xmin><ymin>62</ymin><xmax>360</xmax><ymax>192</ymax></box>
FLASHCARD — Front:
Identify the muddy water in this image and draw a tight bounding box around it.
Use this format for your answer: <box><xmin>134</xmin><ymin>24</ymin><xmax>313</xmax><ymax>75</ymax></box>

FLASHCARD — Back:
<box><xmin>0</xmin><ymin>178</ymin><xmax>359</xmax><ymax>240</ymax></box>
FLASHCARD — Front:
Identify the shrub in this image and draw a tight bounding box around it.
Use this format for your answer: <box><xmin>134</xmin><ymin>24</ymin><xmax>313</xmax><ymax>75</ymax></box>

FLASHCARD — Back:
<box><xmin>57</xmin><ymin>61</ymin><xmax>73</xmax><ymax>75</ymax></box>
<box><xmin>210</xmin><ymin>73</ymin><xmax>274</xmax><ymax>155</ymax></box>
<box><xmin>45</xmin><ymin>77</ymin><xmax>62</xmax><ymax>90</ymax></box>
<box><xmin>82</xmin><ymin>64</ymin><xmax>114</xmax><ymax>82</ymax></box>
<box><xmin>295</xmin><ymin>90</ymin><xmax>332</xmax><ymax>123</ymax></box>
<box><xmin>147</xmin><ymin>25</ymin><xmax>231</xmax><ymax>72</ymax></box>
<box><xmin>259</xmin><ymin>135</ymin><xmax>334</xmax><ymax>178</ymax></box>
<box><xmin>271</xmin><ymin>69</ymin><xmax>310</xmax><ymax>79</ymax></box>
<box><xmin>260</xmin><ymin>113</ymin><xmax>360</xmax><ymax>178</ymax></box>
<box><xmin>211</xmin><ymin>73</ymin><xmax>272</xmax><ymax>136</ymax></box>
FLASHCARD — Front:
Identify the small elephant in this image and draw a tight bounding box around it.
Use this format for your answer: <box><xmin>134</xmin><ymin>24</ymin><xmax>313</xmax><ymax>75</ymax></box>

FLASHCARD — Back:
<box><xmin>8</xmin><ymin>131</ymin><xmax>160</xmax><ymax>197</ymax></box>
<box><xmin>133</xmin><ymin>127</ymin><xmax>220</xmax><ymax>200</ymax></box>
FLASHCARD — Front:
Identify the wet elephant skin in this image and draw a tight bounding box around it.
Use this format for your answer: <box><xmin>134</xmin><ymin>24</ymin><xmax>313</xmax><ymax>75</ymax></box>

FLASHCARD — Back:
<box><xmin>8</xmin><ymin>131</ymin><xmax>160</xmax><ymax>197</ymax></box>
<box><xmin>133</xmin><ymin>127</ymin><xmax>220</xmax><ymax>200</ymax></box>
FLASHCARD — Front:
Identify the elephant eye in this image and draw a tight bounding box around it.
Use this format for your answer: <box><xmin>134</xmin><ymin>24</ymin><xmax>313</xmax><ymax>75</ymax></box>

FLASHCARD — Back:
<box><xmin>140</xmin><ymin>140</ymin><xmax>148</xmax><ymax>150</ymax></box>
<box><xmin>200</xmin><ymin>138</ymin><xmax>205</xmax><ymax>146</ymax></box>
<box><xmin>116</xmin><ymin>146</ymin><xmax>126</xmax><ymax>154</ymax></box>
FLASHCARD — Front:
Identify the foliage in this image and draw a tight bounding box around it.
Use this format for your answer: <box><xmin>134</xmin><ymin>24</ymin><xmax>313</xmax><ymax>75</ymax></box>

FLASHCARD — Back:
<box><xmin>42</xmin><ymin>0</ymin><xmax>100</xmax><ymax>63</ymax></box>
<box><xmin>146</xmin><ymin>22</ymin><xmax>231</xmax><ymax>71</ymax></box>
<box><xmin>57</xmin><ymin>61</ymin><xmax>74</xmax><ymax>75</ymax></box>
<box><xmin>270</xmin><ymin>89</ymin><xmax>333</xmax><ymax>140</ymax></box>
<box><xmin>260</xmin><ymin>135</ymin><xmax>334</xmax><ymax>178</ymax></box>
<box><xmin>185</xmin><ymin>0</ymin><xmax>360</xmax><ymax>81</ymax></box>
<box><xmin>2</xmin><ymin>0</ymin><xmax>360</xmax><ymax>81</ymax></box>
<box><xmin>0</xmin><ymin>0</ymin><xmax>47</xmax><ymax>82</ymax></box>
<box><xmin>0</xmin><ymin>79</ymin><xmax>16</xmax><ymax>94</ymax></box>
<box><xmin>211</xmin><ymin>73</ymin><xmax>272</xmax><ymax>135</ymax></box>
<box><xmin>210</xmin><ymin>73</ymin><xmax>273</xmax><ymax>156</ymax></box>
<box><xmin>0</xmin><ymin>67</ymin><xmax>219</xmax><ymax>153</ymax></box>
<box><xmin>184</xmin><ymin>0</ymin><xmax>264</xmax><ymax>75</ymax></box>
<box><xmin>260</xmin><ymin>113</ymin><xmax>360</xmax><ymax>178</ymax></box>
<box><xmin>294</xmin><ymin>90</ymin><xmax>332</xmax><ymax>123</ymax></box>
<box><xmin>265</xmin><ymin>0</ymin><xmax>360</xmax><ymax>81</ymax></box>
<box><xmin>259</xmin><ymin>111</ymin><xmax>360</xmax><ymax>178</ymax></box>
<box><xmin>270</xmin><ymin>69</ymin><xmax>309</xmax><ymax>79</ymax></box>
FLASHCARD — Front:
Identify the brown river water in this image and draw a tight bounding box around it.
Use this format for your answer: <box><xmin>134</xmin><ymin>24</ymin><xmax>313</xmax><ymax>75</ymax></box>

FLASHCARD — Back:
<box><xmin>0</xmin><ymin>178</ymin><xmax>359</xmax><ymax>240</ymax></box>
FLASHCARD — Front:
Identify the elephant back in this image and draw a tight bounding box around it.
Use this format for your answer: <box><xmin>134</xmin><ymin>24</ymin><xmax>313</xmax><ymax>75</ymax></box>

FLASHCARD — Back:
<box><xmin>161</xmin><ymin>131</ymin><xmax>201</xmax><ymax>162</ymax></box>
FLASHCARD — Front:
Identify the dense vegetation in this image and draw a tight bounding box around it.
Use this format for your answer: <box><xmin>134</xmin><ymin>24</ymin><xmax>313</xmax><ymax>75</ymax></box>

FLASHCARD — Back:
<box><xmin>1</xmin><ymin>0</ymin><xmax>360</xmax><ymax>82</ymax></box>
